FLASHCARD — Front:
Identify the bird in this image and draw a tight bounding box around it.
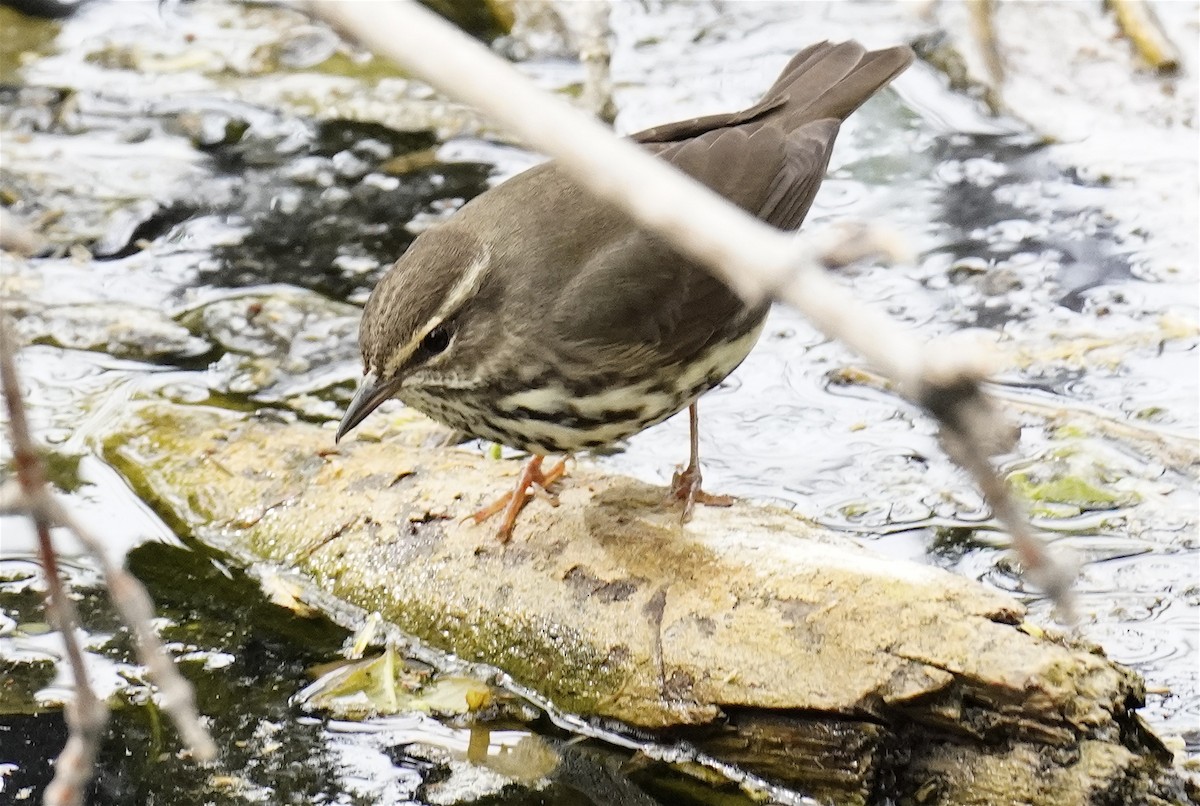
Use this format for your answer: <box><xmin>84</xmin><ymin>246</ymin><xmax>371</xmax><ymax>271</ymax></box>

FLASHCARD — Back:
<box><xmin>337</xmin><ymin>41</ymin><xmax>914</xmax><ymax>542</ymax></box>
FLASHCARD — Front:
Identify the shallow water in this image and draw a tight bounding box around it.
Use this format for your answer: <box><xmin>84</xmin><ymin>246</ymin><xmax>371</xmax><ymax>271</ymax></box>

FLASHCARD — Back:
<box><xmin>1</xmin><ymin>1</ymin><xmax>1197</xmax><ymax>804</ymax></box>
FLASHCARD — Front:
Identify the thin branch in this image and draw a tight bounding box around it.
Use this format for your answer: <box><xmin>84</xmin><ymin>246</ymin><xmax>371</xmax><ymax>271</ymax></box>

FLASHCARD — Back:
<box><xmin>1109</xmin><ymin>0</ymin><xmax>1181</xmax><ymax>74</ymax></box>
<box><xmin>304</xmin><ymin>0</ymin><xmax>1075</xmax><ymax>615</ymax></box>
<box><xmin>967</xmin><ymin>0</ymin><xmax>1007</xmax><ymax>114</ymax></box>
<box><xmin>35</xmin><ymin>522</ymin><xmax>108</xmax><ymax>806</ymax></box>
<box><xmin>576</xmin><ymin>1</ymin><xmax>616</xmax><ymax>124</ymax></box>
<box><xmin>0</xmin><ymin>319</ymin><xmax>217</xmax><ymax>806</ymax></box>
<box><xmin>1</xmin><ymin>322</ymin><xmax>108</xmax><ymax>806</ymax></box>
<box><xmin>47</xmin><ymin>493</ymin><xmax>217</xmax><ymax>762</ymax></box>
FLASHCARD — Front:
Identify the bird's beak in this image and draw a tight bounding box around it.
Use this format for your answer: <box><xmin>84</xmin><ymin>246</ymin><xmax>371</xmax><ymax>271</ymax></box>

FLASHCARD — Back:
<box><xmin>336</xmin><ymin>371</ymin><xmax>397</xmax><ymax>443</ymax></box>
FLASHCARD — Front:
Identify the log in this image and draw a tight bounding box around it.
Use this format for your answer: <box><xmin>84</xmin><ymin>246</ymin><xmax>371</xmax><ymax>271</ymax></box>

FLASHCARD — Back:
<box><xmin>102</xmin><ymin>403</ymin><xmax>1187</xmax><ymax>805</ymax></box>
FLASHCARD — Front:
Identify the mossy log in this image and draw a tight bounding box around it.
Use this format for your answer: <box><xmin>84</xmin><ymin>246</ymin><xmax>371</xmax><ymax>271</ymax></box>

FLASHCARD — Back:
<box><xmin>103</xmin><ymin>403</ymin><xmax>1187</xmax><ymax>805</ymax></box>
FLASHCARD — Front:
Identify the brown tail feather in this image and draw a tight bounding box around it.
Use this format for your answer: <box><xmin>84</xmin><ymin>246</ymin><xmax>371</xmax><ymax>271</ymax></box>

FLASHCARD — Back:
<box><xmin>764</xmin><ymin>41</ymin><xmax>914</xmax><ymax>127</ymax></box>
<box><xmin>633</xmin><ymin>41</ymin><xmax>913</xmax><ymax>145</ymax></box>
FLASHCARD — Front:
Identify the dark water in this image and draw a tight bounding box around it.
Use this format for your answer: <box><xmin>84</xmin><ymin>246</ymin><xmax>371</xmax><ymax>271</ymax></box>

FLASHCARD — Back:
<box><xmin>1</xmin><ymin>1</ymin><xmax>1196</xmax><ymax>804</ymax></box>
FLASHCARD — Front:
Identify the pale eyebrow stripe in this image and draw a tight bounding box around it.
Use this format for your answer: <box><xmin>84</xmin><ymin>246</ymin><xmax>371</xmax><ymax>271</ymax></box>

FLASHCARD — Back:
<box><xmin>382</xmin><ymin>246</ymin><xmax>491</xmax><ymax>377</ymax></box>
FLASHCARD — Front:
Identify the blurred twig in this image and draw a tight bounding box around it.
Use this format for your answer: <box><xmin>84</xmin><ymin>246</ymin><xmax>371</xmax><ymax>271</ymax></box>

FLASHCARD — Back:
<box><xmin>0</xmin><ymin>319</ymin><xmax>217</xmax><ymax>806</ymax></box>
<box><xmin>966</xmin><ymin>0</ymin><xmax>1006</xmax><ymax>113</ymax></box>
<box><xmin>304</xmin><ymin>0</ymin><xmax>1076</xmax><ymax>616</ymax></box>
<box><xmin>575</xmin><ymin>0</ymin><xmax>616</xmax><ymax>124</ymax></box>
<box><xmin>0</xmin><ymin>210</ymin><xmax>46</xmax><ymax>256</ymax></box>
<box><xmin>1108</xmin><ymin>0</ymin><xmax>1181</xmax><ymax>74</ymax></box>
<box><xmin>48</xmin><ymin>498</ymin><xmax>218</xmax><ymax>762</ymax></box>
<box><xmin>1</xmin><ymin>324</ymin><xmax>107</xmax><ymax>806</ymax></box>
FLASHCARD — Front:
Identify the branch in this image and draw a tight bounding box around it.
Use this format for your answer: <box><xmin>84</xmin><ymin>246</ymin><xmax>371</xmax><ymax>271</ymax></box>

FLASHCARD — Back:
<box><xmin>1</xmin><ymin>324</ymin><xmax>107</xmax><ymax>806</ymax></box>
<box><xmin>303</xmin><ymin>1</ymin><xmax>1075</xmax><ymax>616</ymax></box>
<box><xmin>1109</xmin><ymin>0</ymin><xmax>1181</xmax><ymax>75</ymax></box>
<box><xmin>49</xmin><ymin>492</ymin><xmax>217</xmax><ymax>762</ymax></box>
<box><xmin>0</xmin><ymin>319</ymin><xmax>216</xmax><ymax>806</ymax></box>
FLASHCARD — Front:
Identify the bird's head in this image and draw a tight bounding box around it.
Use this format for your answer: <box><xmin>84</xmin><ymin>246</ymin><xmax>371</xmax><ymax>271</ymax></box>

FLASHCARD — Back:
<box><xmin>336</xmin><ymin>225</ymin><xmax>494</xmax><ymax>441</ymax></box>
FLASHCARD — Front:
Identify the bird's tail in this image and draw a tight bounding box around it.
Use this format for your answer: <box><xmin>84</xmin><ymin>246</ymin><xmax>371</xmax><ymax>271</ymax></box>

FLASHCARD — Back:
<box><xmin>633</xmin><ymin>41</ymin><xmax>912</xmax><ymax>146</ymax></box>
<box><xmin>762</xmin><ymin>41</ymin><xmax>914</xmax><ymax>128</ymax></box>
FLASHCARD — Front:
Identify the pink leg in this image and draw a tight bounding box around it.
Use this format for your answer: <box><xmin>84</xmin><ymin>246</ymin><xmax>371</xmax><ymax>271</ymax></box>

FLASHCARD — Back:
<box><xmin>471</xmin><ymin>455</ymin><xmax>569</xmax><ymax>542</ymax></box>
<box><xmin>669</xmin><ymin>402</ymin><xmax>733</xmax><ymax>522</ymax></box>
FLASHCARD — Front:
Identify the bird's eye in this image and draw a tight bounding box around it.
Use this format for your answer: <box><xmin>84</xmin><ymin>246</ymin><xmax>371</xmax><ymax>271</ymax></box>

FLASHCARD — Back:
<box><xmin>420</xmin><ymin>325</ymin><xmax>451</xmax><ymax>357</ymax></box>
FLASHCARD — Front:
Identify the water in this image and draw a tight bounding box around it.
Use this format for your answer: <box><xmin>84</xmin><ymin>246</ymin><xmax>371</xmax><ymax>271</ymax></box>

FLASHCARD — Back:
<box><xmin>1</xmin><ymin>1</ymin><xmax>1196</xmax><ymax>803</ymax></box>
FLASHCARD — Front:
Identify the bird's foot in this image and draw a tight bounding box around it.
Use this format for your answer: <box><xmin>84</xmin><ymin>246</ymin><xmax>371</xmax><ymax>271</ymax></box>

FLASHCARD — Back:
<box><xmin>469</xmin><ymin>455</ymin><xmax>569</xmax><ymax>542</ymax></box>
<box><xmin>668</xmin><ymin>464</ymin><xmax>734</xmax><ymax>523</ymax></box>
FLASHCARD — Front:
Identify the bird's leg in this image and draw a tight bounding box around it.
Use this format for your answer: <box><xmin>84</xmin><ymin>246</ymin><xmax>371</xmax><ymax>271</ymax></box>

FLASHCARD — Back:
<box><xmin>669</xmin><ymin>402</ymin><xmax>734</xmax><ymax>521</ymax></box>
<box><xmin>471</xmin><ymin>455</ymin><xmax>570</xmax><ymax>542</ymax></box>
<box><xmin>527</xmin><ymin>456</ymin><xmax>569</xmax><ymax>507</ymax></box>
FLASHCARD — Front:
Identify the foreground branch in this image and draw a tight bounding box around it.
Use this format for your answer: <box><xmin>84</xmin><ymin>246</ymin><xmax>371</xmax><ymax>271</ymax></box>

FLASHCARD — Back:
<box><xmin>304</xmin><ymin>0</ymin><xmax>1075</xmax><ymax>614</ymax></box>
<box><xmin>1</xmin><ymin>322</ymin><xmax>107</xmax><ymax>806</ymax></box>
<box><xmin>0</xmin><ymin>320</ymin><xmax>216</xmax><ymax>806</ymax></box>
<box><xmin>48</xmin><ymin>493</ymin><xmax>218</xmax><ymax>762</ymax></box>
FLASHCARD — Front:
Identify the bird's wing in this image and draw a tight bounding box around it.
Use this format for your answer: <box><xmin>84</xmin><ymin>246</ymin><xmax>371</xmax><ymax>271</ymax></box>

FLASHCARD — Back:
<box><xmin>632</xmin><ymin>95</ymin><xmax>787</xmax><ymax>145</ymax></box>
<box><xmin>549</xmin><ymin>227</ymin><xmax>745</xmax><ymax>371</ymax></box>
<box><xmin>654</xmin><ymin>117</ymin><xmax>841</xmax><ymax>231</ymax></box>
<box><xmin>549</xmin><ymin>119</ymin><xmax>842</xmax><ymax>370</ymax></box>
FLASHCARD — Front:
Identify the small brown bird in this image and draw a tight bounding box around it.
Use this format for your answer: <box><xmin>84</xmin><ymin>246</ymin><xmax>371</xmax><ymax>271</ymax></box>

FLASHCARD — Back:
<box><xmin>338</xmin><ymin>41</ymin><xmax>913</xmax><ymax>541</ymax></box>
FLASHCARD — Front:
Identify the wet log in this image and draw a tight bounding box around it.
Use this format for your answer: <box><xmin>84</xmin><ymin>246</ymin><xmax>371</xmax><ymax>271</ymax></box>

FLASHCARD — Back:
<box><xmin>103</xmin><ymin>403</ymin><xmax>1187</xmax><ymax>805</ymax></box>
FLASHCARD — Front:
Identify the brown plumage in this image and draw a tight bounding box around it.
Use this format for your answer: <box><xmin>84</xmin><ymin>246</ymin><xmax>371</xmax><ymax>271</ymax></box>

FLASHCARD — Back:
<box><xmin>339</xmin><ymin>41</ymin><xmax>913</xmax><ymax>539</ymax></box>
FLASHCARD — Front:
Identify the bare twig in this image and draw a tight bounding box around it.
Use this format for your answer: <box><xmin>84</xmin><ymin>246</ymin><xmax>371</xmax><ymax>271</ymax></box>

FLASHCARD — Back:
<box><xmin>966</xmin><ymin>0</ymin><xmax>1006</xmax><ymax>113</ymax></box>
<box><xmin>575</xmin><ymin>1</ymin><xmax>616</xmax><ymax>124</ymax></box>
<box><xmin>1</xmin><ymin>322</ymin><xmax>107</xmax><ymax>806</ymax></box>
<box><xmin>1109</xmin><ymin>0</ymin><xmax>1181</xmax><ymax>74</ymax></box>
<box><xmin>0</xmin><ymin>209</ymin><xmax>46</xmax><ymax>256</ymax></box>
<box><xmin>304</xmin><ymin>0</ymin><xmax>1076</xmax><ymax>615</ymax></box>
<box><xmin>0</xmin><ymin>319</ymin><xmax>216</xmax><ymax>806</ymax></box>
<box><xmin>48</xmin><ymin>495</ymin><xmax>217</xmax><ymax>761</ymax></box>
<box><xmin>32</xmin><ymin>525</ymin><xmax>107</xmax><ymax>806</ymax></box>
